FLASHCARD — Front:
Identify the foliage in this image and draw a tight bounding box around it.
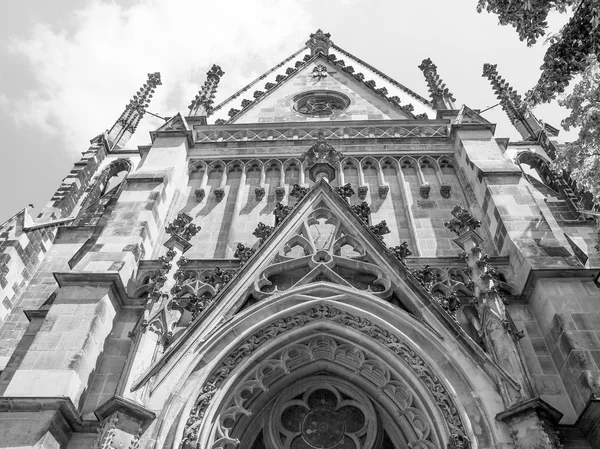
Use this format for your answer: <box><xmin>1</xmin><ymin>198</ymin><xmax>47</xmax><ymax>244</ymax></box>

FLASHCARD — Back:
<box><xmin>476</xmin><ymin>0</ymin><xmax>576</xmax><ymax>45</ymax></box>
<box><xmin>552</xmin><ymin>59</ymin><xmax>600</xmax><ymax>203</ymax></box>
<box><xmin>476</xmin><ymin>0</ymin><xmax>600</xmax><ymax>104</ymax></box>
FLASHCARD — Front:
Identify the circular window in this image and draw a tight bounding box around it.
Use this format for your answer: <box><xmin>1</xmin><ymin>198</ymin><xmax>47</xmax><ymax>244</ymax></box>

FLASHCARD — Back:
<box><xmin>268</xmin><ymin>379</ymin><xmax>379</xmax><ymax>449</ymax></box>
<box><xmin>293</xmin><ymin>91</ymin><xmax>350</xmax><ymax>117</ymax></box>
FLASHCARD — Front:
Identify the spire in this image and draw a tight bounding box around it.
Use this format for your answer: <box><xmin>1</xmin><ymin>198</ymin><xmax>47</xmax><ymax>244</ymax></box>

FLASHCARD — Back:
<box><xmin>106</xmin><ymin>72</ymin><xmax>162</xmax><ymax>150</ymax></box>
<box><xmin>306</xmin><ymin>29</ymin><xmax>333</xmax><ymax>56</ymax></box>
<box><xmin>482</xmin><ymin>63</ymin><xmax>542</xmax><ymax>140</ymax></box>
<box><xmin>188</xmin><ymin>64</ymin><xmax>225</xmax><ymax>117</ymax></box>
<box><xmin>418</xmin><ymin>58</ymin><xmax>455</xmax><ymax>110</ymax></box>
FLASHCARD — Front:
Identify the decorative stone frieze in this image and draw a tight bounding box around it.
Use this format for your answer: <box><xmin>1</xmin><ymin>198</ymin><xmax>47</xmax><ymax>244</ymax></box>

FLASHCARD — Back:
<box><xmin>195</xmin><ymin>123</ymin><xmax>448</xmax><ymax>143</ymax></box>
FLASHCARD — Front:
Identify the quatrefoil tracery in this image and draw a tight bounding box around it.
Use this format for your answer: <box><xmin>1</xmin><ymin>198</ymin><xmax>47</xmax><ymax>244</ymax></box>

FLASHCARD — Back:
<box><xmin>279</xmin><ymin>387</ymin><xmax>367</xmax><ymax>449</ymax></box>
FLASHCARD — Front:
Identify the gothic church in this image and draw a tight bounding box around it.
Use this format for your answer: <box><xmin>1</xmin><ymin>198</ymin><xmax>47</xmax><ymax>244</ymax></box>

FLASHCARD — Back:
<box><xmin>0</xmin><ymin>30</ymin><xmax>599</xmax><ymax>449</ymax></box>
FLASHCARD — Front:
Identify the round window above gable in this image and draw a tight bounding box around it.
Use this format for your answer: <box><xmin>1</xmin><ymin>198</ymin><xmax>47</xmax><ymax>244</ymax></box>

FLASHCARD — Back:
<box><xmin>293</xmin><ymin>91</ymin><xmax>350</xmax><ymax>117</ymax></box>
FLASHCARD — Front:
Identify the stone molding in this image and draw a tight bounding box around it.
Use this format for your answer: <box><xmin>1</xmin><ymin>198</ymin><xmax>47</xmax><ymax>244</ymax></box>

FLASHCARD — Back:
<box><xmin>94</xmin><ymin>395</ymin><xmax>155</xmax><ymax>429</ymax></box>
<box><xmin>193</xmin><ymin>120</ymin><xmax>448</xmax><ymax>143</ymax></box>
<box><xmin>180</xmin><ymin>304</ymin><xmax>468</xmax><ymax>447</ymax></box>
<box><xmin>53</xmin><ymin>272</ymin><xmax>140</xmax><ymax>308</ymax></box>
<box><xmin>0</xmin><ymin>396</ymin><xmax>100</xmax><ymax>435</ymax></box>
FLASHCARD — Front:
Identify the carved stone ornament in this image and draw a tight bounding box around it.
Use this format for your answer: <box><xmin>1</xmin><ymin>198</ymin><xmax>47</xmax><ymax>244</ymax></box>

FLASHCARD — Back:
<box><xmin>389</xmin><ymin>242</ymin><xmax>412</xmax><ymax>262</ymax></box>
<box><xmin>253</xmin><ymin>222</ymin><xmax>274</xmax><ymax>243</ymax></box>
<box><xmin>290</xmin><ymin>184</ymin><xmax>309</xmax><ymax>200</ymax></box>
<box><xmin>357</xmin><ymin>186</ymin><xmax>368</xmax><ymax>200</ymax></box>
<box><xmin>378</xmin><ymin>185</ymin><xmax>389</xmax><ymax>199</ymax></box>
<box><xmin>302</xmin><ymin>132</ymin><xmax>343</xmax><ymax>169</ymax></box>
<box><xmin>194</xmin><ymin>188</ymin><xmax>205</xmax><ymax>202</ymax></box>
<box><xmin>233</xmin><ymin>243</ymin><xmax>255</xmax><ymax>265</ymax></box>
<box><xmin>165</xmin><ymin>213</ymin><xmax>200</xmax><ymax>242</ymax></box>
<box><xmin>254</xmin><ymin>187</ymin><xmax>265</xmax><ymax>201</ymax></box>
<box><xmin>447</xmin><ymin>433</ymin><xmax>471</xmax><ymax>449</ymax></box>
<box><xmin>370</xmin><ymin>220</ymin><xmax>390</xmax><ymax>240</ymax></box>
<box><xmin>350</xmin><ymin>201</ymin><xmax>371</xmax><ymax>224</ymax></box>
<box><xmin>273</xmin><ymin>202</ymin><xmax>293</xmax><ymax>226</ymax></box>
<box><xmin>214</xmin><ymin>188</ymin><xmax>225</xmax><ymax>202</ymax></box>
<box><xmin>306</xmin><ymin>29</ymin><xmax>333</xmax><ymax>55</ymax></box>
<box><xmin>180</xmin><ymin>305</ymin><xmax>467</xmax><ymax>448</ymax></box>
<box><xmin>420</xmin><ymin>183</ymin><xmax>431</xmax><ymax>199</ymax></box>
<box><xmin>334</xmin><ymin>183</ymin><xmax>355</xmax><ymax>201</ymax></box>
<box><xmin>275</xmin><ymin>186</ymin><xmax>286</xmax><ymax>202</ymax></box>
<box><xmin>444</xmin><ymin>205</ymin><xmax>481</xmax><ymax>236</ymax></box>
<box><xmin>312</xmin><ymin>64</ymin><xmax>329</xmax><ymax>81</ymax></box>
<box><xmin>440</xmin><ymin>185</ymin><xmax>452</xmax><ymax>199</ymax></box>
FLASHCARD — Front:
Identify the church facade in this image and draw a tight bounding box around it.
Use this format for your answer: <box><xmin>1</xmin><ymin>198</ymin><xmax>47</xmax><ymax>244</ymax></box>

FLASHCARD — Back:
<box><xmin>0</xmin><ymin>30</ymin><xmax>599</xmax><ymax>449</ymax></box>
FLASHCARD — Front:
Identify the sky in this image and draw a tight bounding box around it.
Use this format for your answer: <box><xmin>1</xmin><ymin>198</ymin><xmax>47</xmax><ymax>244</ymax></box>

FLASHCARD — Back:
<box><xmin>0</xmin><ymin>0</ymin><xmax>577</xmax><ymax>224</ymax></box>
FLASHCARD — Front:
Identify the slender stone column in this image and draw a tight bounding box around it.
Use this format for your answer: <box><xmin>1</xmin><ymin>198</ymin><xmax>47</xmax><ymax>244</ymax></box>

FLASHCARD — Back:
<box><xmin>396</xmin><ymin>168</ymin><xmax>421</xmax><ymax>256</ymax></box>
<box><xmin>226</xmin><ymin>165</ymin><xmax>247</xmax><ymax>256</ymax></box>
<box><xmin>299</xmin><ymin>161</ymin><xmax>306</xmax><ymax>186</ymax></box>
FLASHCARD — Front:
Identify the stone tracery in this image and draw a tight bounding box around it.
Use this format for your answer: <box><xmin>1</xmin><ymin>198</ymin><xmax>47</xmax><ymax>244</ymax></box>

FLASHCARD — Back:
<box><xmin>179</xmin><ymin>305</ymin><xmax>469</xmax><ymax>449</ymax></box>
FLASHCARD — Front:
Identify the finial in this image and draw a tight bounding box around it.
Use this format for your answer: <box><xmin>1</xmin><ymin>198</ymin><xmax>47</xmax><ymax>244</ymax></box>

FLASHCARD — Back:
<box><xmin>482</xmin><ymin>63</ymin><xmax>542</xmax><ymax>140</ymax></box>
<box><xmin>106</xmin><ymin>72</ymin><xmax>162</xmax><ymax>150</ymax></box>
<box><xmin>301</xmin><ymin>132</ymin><xmax>343</xmax><ymax>182</ymax></box>
<box><xmin>189</xmin><ymin>64</ymin><xmax>225</xmax><ymax>117</ymax></box>
<box><xmin>418</xmin><ymin>58</ymin><xmax>455</xmax><ymax>109</ymax></box>
<box><xmin>306</xmin><ymin>29</ymin><xmax>333</xmax><ymax>56</ymax></box>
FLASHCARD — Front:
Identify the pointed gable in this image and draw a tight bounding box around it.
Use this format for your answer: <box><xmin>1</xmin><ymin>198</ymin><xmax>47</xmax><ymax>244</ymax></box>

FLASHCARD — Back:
<box><xmin>231</xmin><ymin>57</ymin><xmax>411</xmax><ymax>124</ymax></box>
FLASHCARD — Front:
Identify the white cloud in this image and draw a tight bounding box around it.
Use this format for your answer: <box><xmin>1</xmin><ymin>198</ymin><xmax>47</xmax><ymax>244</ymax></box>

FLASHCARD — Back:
<box><xmin>4</xmin><ymin>0</ymin><xmax>319</xmax><ymax>153</ymax></box>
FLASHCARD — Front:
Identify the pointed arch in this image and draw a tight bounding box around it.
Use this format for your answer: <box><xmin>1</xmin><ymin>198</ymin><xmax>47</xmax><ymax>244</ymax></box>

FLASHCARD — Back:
<box><xmin>74</xmin><ymin>158</ymin><xmax>133</xmax><ymax>226</ymax></box>
<box><xmin>147</xmin><ymin>284</ymin><xmax>511</xmax><ymax>449</ymax></box>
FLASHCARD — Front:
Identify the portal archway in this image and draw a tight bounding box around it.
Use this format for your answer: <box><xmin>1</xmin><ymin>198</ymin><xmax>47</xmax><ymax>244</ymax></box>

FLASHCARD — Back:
<box><xmin>169</xmin><ymin>291</ymin><xmax>491</xmax><ymax>449</ymax></box>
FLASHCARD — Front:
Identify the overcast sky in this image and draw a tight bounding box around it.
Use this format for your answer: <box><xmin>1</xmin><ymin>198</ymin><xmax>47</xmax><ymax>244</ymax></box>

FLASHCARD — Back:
<box><xmin>0</xmin><ymin>0</ymin><xmax>577</xmax><ymax>224</ymax></box>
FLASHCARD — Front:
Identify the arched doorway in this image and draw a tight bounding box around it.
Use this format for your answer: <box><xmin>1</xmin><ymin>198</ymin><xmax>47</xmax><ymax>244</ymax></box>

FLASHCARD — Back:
<box><xmin>171</xmin><ymin>297</ymin><xmax>484</xmax><ymax>449</ymax></box>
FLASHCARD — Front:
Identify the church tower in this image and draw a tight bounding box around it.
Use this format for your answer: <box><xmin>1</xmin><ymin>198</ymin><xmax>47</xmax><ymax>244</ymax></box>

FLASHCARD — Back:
<box><xmin>0</xmin><ymin>31</ymin><xmax>599</xmax><ymax>449</ymax></box>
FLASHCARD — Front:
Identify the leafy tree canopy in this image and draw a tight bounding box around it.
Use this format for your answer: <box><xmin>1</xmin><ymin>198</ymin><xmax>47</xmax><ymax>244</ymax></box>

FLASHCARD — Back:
<box><xmin>477</xmin><ymin>0</ymin><xmax>600</xmax><ymax>104</ymax></box>
<box><xmin>553</xmin><ymin>58</ymin><xmax>600</xmax><ymax>203</ymax></box>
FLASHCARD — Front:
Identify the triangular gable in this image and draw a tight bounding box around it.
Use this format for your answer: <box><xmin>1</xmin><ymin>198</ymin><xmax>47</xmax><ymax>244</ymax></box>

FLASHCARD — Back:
<box><xmin>150</xmin><ymin>113</ymin><xmax>193</xmax><ymax>144</ymax></box>
<box><xmin>132</xmin><ymin>180</ymin><xmax>505</xmax><ymax>391</ymax></box>
<box><xmin>230</xmin><ymin>56</ymin><xmax>415</xmax><ymax>124</ymax></box>
<box><xmin>451</xmin><ymin>105</ymin><xmax>492</xmax><ymax>126</ymax></box>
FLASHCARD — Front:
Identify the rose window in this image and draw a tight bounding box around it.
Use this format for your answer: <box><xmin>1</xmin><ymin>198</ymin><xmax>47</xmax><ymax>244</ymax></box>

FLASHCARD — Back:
<box><xmin>275</xmin><ymin>387</ymin><xmax>370</xmax><ymax>449</ymax></box>
<box><xmin>293</xmin><ymin>91</ymin><xmax>350</xmax><ymax>117</ymax></box>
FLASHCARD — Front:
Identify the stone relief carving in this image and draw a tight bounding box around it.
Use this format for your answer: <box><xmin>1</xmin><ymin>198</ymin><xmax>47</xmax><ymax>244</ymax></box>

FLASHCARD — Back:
<box><xmin>179</xmin><ymin>305</ymin><xmax>468</xmax><ymax>448</ymax></box>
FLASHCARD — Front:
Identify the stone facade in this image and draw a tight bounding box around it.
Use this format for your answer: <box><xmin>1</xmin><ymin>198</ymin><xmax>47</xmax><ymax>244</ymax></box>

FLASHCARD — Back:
<box><xmin>0</xmin><ymin>31</ymin><xmax>598</xmax><ymax>449</ymax></box>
